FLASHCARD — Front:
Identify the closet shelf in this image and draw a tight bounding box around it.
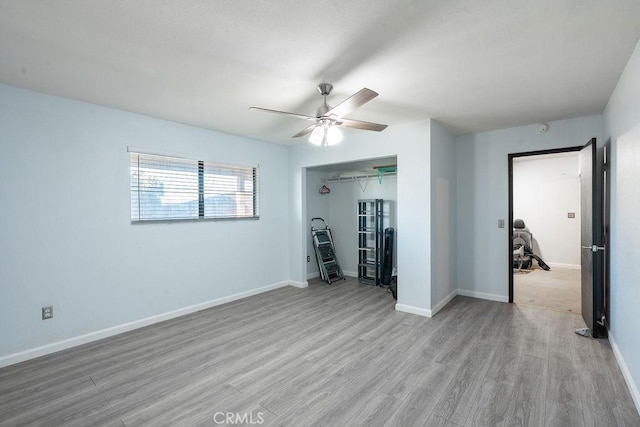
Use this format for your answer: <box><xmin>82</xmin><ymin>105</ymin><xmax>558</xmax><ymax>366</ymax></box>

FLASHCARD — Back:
<box><xmin>358</xmin><ymin>199</ymin><xmax>383</xmax><ymax>286</ymax></box>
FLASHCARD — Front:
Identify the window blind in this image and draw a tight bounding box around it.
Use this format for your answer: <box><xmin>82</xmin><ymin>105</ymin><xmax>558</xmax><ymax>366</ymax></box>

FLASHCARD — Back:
<box><xmin>130</xmin><ymin>152</ymin><xmax>259</xmax><ymax>221</ymax></box>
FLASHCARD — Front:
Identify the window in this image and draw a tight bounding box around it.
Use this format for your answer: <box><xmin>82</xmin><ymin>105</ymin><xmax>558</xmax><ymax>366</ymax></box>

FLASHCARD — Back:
<box><xmin>130</xmin><ymin>151</ymin><xmax>259</xmax><ymax>221</ymax></box>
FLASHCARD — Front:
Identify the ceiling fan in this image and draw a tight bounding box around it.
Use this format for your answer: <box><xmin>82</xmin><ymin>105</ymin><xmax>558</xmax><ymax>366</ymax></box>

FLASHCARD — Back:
<box><xmin>250</xmin><ymin>83</ymin><xmax>387</xmax><ymax>146</ymax></box>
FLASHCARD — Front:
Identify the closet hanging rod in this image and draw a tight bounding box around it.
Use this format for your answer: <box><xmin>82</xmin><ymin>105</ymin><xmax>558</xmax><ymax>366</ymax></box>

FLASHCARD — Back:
<box><xmin>325</xmin><ymin>171</ymin><xmax>397</xmax><ymax>182</ymax></box>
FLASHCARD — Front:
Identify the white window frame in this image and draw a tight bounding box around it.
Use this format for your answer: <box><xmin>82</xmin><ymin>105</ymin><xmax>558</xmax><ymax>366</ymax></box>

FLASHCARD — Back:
<box><xmin>129</xmin><ymin>149</ymin><xmax>259</xmax><ymax>222</ymax></box>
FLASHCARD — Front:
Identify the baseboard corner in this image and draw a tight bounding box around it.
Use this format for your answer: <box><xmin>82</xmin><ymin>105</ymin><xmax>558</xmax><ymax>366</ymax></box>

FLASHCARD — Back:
<box><xmin>457</xmin><ymin>289</ymin><xmax>509</xmax><ymax>303</ymax></box>
<box><xmin>289</xmin><ymin>280</ymin><xmax>309</xmax><ymax>288</ymax></box>
<box><xmin>431</xmin><ymin>289</ymin><xmax>459</xmax><ymax>316</ymax></box>
<box><xmin>395</xmin><ymin>303</ymin><xmax>432</xmax><ymax>318</ymax></box>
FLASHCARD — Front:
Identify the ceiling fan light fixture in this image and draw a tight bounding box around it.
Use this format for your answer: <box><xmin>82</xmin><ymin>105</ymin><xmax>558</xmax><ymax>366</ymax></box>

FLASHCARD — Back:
<box><xmin>309</xmin><ymin>126</ymin><xmax>325</xmax><ymax>145</ymax></box>
<box><xmin>325</xmin><ymin>126</ymin><xmax>342</xmax><ymax>146</ymax></box>
<box><xmin>309</xmin><ymin>122</ymin><xmax>342</xmax><ymax>147</ymax></box>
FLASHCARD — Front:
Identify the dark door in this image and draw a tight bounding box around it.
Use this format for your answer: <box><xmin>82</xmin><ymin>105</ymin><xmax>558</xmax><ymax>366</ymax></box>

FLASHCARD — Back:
<box><xmin>603</xmin><ymin>142</ymin><xmax>610</xmax><ymax>330</ymax></box>
<box><xmin>579</xmin><ymin>138</ymin><xmax>606</xmax><ymax>337</ymax></box>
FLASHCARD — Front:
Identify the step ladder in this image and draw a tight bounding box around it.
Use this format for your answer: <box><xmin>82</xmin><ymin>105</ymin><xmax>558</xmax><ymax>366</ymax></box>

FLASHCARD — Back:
<box><xmin>311</xmin><ymin>218</ymin><xmax>345</xmax><ymax>284</ymax></box>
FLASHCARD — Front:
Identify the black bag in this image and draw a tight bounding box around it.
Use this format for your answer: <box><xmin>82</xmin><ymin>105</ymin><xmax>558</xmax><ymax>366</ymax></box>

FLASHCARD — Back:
<box><xmin>381</xmin><ymin>228</ymin><xmax>395</xmax><ymax>286</ymax></box>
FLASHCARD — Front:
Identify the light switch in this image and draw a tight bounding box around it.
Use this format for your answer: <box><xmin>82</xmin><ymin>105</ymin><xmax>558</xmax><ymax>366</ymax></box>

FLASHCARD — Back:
<box><xmin>568</xmin><ymin>212</ymin><xmax>576</xmax><ymax>218</ymax></box>
<box><xmin>498</xmin><ymin>219</ymin><xmax>505</xmax><ymax>228</ymax></box>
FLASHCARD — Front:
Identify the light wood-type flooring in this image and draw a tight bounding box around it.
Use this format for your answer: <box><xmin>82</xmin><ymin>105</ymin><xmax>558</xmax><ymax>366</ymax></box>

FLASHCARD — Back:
<box><xmin>1</xmin><ymin>277</ymin><xmax>638</xmax><ymax>426</ymax></box>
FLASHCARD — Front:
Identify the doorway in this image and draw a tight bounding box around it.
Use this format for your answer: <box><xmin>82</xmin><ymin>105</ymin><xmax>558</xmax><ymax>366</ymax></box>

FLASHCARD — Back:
<box><xmin>508</xmin><ymin>146</ymin><xmax>583</xmax><ymax>313</ymax></box>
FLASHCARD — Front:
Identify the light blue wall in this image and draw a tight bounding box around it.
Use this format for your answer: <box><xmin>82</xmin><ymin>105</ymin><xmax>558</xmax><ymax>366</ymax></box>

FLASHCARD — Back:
<box><xmin>0</xmin><ymin>84</ymin><xmax>289</xmax><ymax>360</ymax></box>
<box><xmin>455</xmin><ymin>115</ymin><xmax>603</xmax><ymax>300</ymax></box>
<box><xmin>603</xmin><ymin>37</ymin><xmax>640</xmax><ymax>408</ymax></box>
<box><xmin>430</xmin><ymin>121</ymin><xmax>457</xmax><ymax>308</ymax></box>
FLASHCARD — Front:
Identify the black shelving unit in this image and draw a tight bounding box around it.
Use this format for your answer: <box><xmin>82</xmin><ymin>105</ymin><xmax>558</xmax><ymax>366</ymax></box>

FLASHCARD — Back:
<box><xmin>358</xmin><ymin>199</ymin><xmax>383</xmax><ymax>286</ymax></box>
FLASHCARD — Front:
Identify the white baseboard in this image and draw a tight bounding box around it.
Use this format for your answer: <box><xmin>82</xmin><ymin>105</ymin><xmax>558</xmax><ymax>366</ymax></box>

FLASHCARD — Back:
<box><xmin>608</xmin><ymin>332</ymin><xmax>640</xmax><ymax>414</ymax></box>
<box><xmin>0</xmin><ymin>280</ymin><xmax>294</xmax><ymax>369</ymax></box>
<box><xmin>307</xmin><ymin>271</ymin><xmax>357</xmax><ymax>280</ymax></box>
<box><xmin>547</xmin><ymin>262</ymin><xmax>581</xmax><ymax>270</ymax></box>
<box><xmin>396</xmin><ymin>288</ymin><xmax>508</xmax><ymax>319</ymax></box>
<box><xmin>396</xmin><ymin>303</ymin><xmax>432</xmax><ymax>318</ymax></box>
<box><xmin>288</xmin><ymin>280</ymin><xmax>308</xmax><ymax>288</ymax></box>
<box><xmin>431</xmin><ymin>289</ymin><xmax>459</xmax><ymax>316</ymax></box>
<box><xmin>457</xmin><ymin>289</ymin><xmax>509</xmax><ymax>303</ymax></box>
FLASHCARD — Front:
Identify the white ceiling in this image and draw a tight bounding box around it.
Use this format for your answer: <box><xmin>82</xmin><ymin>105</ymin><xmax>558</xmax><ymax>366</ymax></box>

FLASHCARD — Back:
<box><xmin>1</xmin><ymin>1</ymin><xmax>639</xmax><ymax>145</ymax></box>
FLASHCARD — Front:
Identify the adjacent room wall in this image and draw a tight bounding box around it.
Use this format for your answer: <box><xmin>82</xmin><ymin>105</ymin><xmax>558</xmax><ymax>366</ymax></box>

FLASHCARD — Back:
<box><xmin>289</xmin><ymin>121</ymin><xmax>432</xmax><ymax>316</ymax></box>
<box><xmin>327</xmin><ymin>175</ymin><xmax>397</xmax><ymax>277</ymax></box>
<box><xmin>0</xmin><ymin>84</ymin><xmax>290</xmax><ymax>365</ymax></box>
<box><xmin>603</xmin><ymin>37</ymin><xmax>640</xmax><ymax>412</ymax></box>
<box><xmin>513</xmin><ymin>153</ymin><xmax>581</xmax><ymax>268</ymax></box>
<box><xmin>430</xmin><ymin>121</ymin><xmax>457</xmax><ymax>312</ymax></box>
<box><xmin>456</xmin><ymin>115</ymin><xmax>603</xmax><ymax>301</ymax></box>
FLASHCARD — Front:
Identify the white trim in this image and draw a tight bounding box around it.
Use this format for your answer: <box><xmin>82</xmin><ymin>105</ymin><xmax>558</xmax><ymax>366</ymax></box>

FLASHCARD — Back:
<box><xmin>546</xmin><ymin>262</ymin><xmax>581</xmax><ymax>270</ymax></box>
<box><xmin>0</xmin><ymin>280</ymin><xmax>293</xmax><ymax>368</ymax></box>
<box><xmin>431</xmin><ymin>290</ymin><xmax>459</xmax><ymax>316</ymax></box>
<box><xmin>609</xmin><ymin>332</ymin><xmax>640</xmax><ymax>414</ymax></box>
<box><xmin>288</xmin><ymin>280</ymin><xmax>309</xmax><ymax>288</ymax></box>
<box><xmin>396</xmin><ymin>303</ymin><xmax>432</xmax><ymax>318</ymax></box>
<box><xmin>307</xmin><ymin>271</ymin><xmax>357</xmax><ymax>280</ymax></box>
<box><xmin>457</xmin><ymin>289</ymin><xmax>509</xmax><ymax>303</ymax></box>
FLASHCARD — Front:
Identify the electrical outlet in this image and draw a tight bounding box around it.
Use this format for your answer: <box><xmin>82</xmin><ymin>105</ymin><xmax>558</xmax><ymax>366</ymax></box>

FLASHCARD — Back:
<box><xmin>42</xmin><ymin>306</ymin><xmax>53</xmax><ymax>320</ymax></box>
<box><xmin>307</xmin><ymin>256</ymin><xmax>311</xmax><ymax>262</ymax></box>
<box><xmin>568</xmin><ymin>212</ymin><xmax>576</xmax><ymax>218</ymax></box>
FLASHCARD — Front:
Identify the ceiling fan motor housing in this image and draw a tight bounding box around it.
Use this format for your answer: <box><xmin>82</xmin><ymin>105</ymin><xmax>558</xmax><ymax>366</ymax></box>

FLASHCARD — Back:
<box><xmin>316</xmin><ymin>104</ymin><xmax>331</xmax><ymax>117</ymax></box>
<box><xmin>316</xmin><ymin>83</ymin><xmax>333</xmax><ymax>116</ymax></box>
<box><xmin>316</xmin><ymin>83</ymin><xmax>333</xmax><ymax>96</ymax></box>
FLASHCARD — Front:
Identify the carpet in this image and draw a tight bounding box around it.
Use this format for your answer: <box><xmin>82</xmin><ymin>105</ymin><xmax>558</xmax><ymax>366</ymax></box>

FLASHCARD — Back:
<box><xmin>514</xmin><ymin>266</ymin><xmax>581</xmax><ymax>314</ymax></box>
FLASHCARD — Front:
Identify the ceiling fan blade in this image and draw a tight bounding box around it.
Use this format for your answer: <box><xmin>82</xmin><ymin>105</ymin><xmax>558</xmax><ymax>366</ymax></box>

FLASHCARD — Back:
<box><xmin>325</xmin><ymin>88</ymin><xmax>378</xmax><ymax>118</ymax></box>
<box><xmin>336</xmin><ymin>118</ymin><xmax>388</xmax><ymax>132</ymax></box>
<box><xmin>250</xmin><ymin>107</ymin><xmax>316</xmax><ymax>121</ymax></box>
<box><xmin>292</xmin><ymin>123</ymin><xmax>317</xmax><ymax>138</ymax></box>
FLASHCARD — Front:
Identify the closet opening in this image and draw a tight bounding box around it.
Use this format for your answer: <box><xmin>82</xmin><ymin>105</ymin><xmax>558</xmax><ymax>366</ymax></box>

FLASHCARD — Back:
<box><xmin>305</xmin><ymin>156</ymin><xmax>398</xmax><ymax>295</ymax></box>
